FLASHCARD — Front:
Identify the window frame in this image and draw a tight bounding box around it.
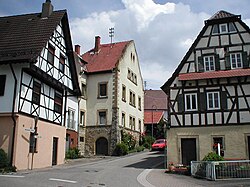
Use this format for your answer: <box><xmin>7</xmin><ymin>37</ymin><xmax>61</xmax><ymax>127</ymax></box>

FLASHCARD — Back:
<box><xmin>98</xmin><ymin>82</ymin><xmax>108</xmax><ymax>98</ymax></box>
<box><xmin>81</xmin><ymin>83</ymin><xmax>87</xmax><ymax>99</ymax></box>
<box><xmin>207</xmin><ymin>92</ymin><xmax>220</xmax><ymax>110</ymax></box>
<box><xmin>184</xmin><ymin>93</ymin><xmax>197</xmax><ymax>111</ymax></box>
<box><xmin>219</xmin><ymin>23</ymin><xmax>228</xmax><ymax>34</ymax></box>
<box><xmin>138</xmin><ymin>96</ymin><xmax>142</xmax><ymax>110</ymax></box>
<box><xmin>98</xmin><ymin>110</ymin><xmax>107</xmax><ymax>125</ymax></box>
<box><xmin>80</xmin><ymin>110</ymin><xmax>85</xmax><ymax>126</ymax></box>
<box><xmin>59</xmin><ymin>53</ymin><xmax>65</xmax><ymax>73</ymax></box>
<box><xmin>230</xmin><ymin>52</ymin><xmax>242</xmax><ymax>69</ymax></box>
<box><xmin>122</xmin><ymin>85</ymin><xmax>126</xmax><ymax>102</ymax></box>
<box><xmin>122</xmin><ymin>112</ymin><xmax>126</xmax><ymax>127</ymax></box>
<box><xmin>32</xmin><ymin>80</ymin><xmax>41</xmax><ymax>105</ymax></box>
<box><xmin>68</xmin><ymin>108</ymin><xmax>75</xmax><ymax>129</ymax></box>
<box><xmin>47</xmin><ymin>44</ymin><xmax>55</xmax><ymax>65</ymax></box>
<box><xmin>54</xmin><ymin>91</ymin><xmax>62</xmax><ymax>113</ymax></box>
<box><xmin>212</xmin><ymin>136</ymin><xmax>225</xmax><ymax>151</ymax></box>
<box><xmin>203</xmin><ymin>55</ymin><xmax>215</xmax><ymax>71</ymax></box>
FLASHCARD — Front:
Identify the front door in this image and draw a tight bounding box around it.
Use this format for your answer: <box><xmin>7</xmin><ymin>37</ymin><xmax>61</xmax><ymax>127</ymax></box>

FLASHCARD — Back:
<box><xmin>96</xmin><ymin>137</ymin><xmax>108</xmax><ymax>155</ymax></box>
<box><xmin>52</xmin><ymin>137</ymin><xmax>58</xmax><ymax>165</ymax></box>
<box><xmin>181</xmin><ymin>138</ymin><xmax>197</xmax><ymax>166</ymax></box>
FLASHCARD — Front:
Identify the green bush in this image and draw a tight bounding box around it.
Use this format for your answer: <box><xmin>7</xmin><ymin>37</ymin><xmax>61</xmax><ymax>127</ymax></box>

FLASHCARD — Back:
<box><xmin>122</xmin><ymin>132</ymin><xmax>136</xmax><ymax>151</ymax></box>
<box><xmin>141</xmin><ymin>136</ymin><xmax>155</xmax><ymax>149</ymax></box>
<box><xmin>202</xmin><ymin>152</ymin><xmax>224</xmax><ymax>161</ymax></box>
<box><xmin>136</xmin><ymin>146</ymin><xmax>144</xmax><ymax>152</ymax></box>
<box><xmin>0</xmin><ymin>149</ymin><xmax>9</xmax><ymax>168</ymax></box>
<box><xmin>65</xmin><ymin>147</ymin><xmax>80</xmax><ymax>159</ymax></box>
<box><xmin>113</xmin><ymin>143</ymin><xmax>129</xmax><ymax>156</ymax></box>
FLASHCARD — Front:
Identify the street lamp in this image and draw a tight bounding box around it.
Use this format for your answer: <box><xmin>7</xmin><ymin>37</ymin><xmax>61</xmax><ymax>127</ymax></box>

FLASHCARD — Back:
<box><xmin>151</xmin><ymin>105</ymin><xmax>157</xmax><ymax>139</ymax></box>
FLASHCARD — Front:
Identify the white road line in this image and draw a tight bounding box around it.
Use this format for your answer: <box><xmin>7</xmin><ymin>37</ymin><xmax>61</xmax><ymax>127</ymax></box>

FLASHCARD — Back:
<box><xmin>49</xmin><ymin>178</ymin><xmax>77</xmax><ymax>184</ymax></box>
<box><xmin>0</xmin><ymin>175</ymin><xmax>25</xmax><ymax>178</ymax></box>
<box><xmin>137</xmin><ymin>169</ymin><xmax>156</xmax><ymax>187</ymax></box>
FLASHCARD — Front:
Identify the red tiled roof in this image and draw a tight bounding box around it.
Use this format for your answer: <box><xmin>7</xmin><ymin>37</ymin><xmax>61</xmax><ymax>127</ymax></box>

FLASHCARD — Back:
<box><xmin>179</xmin><ymin>68</ymin><xmax>250</xmax><ymax>81</ymax></box>
<box><xmin>144</xmin><ymin>111</ymin><xmax>164</xmax><ymax>124</ymax></box>
<box><xmin>209</xmin><ymin>10</ymin><xmax>236</xmax><ymax>20</ymax></box>
<box><xmin>144</xmin><ymin>90</ymin><xmax>168</xmax><ymax>110</ymax></box>
<box><xmin>82</xmin><ymin>41</ymin><xmax>131</xmax><ymax>73</ymax></box>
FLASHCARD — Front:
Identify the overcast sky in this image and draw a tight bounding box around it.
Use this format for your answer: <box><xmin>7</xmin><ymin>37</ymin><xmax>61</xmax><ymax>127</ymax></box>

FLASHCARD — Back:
<box><xmin>1</xmin><ymin>0</ymin><xmax>250</xmax><ymax>89</ymax></box>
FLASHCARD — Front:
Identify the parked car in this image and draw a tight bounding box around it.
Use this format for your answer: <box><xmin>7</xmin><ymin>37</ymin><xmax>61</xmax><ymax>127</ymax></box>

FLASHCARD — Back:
<box><xmin>151</xmin><ymin>139</ymin><xmax>166</xmax><ymax>151</ymax></box>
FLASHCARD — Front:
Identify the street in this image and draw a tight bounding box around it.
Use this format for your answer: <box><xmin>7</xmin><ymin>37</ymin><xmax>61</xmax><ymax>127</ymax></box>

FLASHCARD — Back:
<box><xmin>1</xmin><ymin>151</ymin><xmax>250</xmax><ymax>187</ymax></box>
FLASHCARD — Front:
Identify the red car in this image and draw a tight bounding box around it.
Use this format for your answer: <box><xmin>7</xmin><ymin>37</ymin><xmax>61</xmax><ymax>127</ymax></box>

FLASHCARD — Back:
<box><xmin>151</xmin><ymin>139</ymin><xmax>166</xmax><ymax>151</ymax></box>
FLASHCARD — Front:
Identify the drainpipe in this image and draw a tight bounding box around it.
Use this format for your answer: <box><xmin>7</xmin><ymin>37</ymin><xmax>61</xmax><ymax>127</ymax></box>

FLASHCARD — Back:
<box><xmin>9</xmin><ymin>64</ymin><xmax>17</xmax><ymax>167</ymax></box>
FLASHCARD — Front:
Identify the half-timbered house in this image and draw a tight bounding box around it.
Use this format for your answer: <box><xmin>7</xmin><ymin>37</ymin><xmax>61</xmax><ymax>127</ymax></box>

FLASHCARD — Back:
<box><xmin>0</xmin><ymin>1</ymin><xmax>80</xmax><ymax>170</ymax></box>
<box><xmin>161</xmin><ymin>11</ymin><xmax>250</xmax><ymax>166</ymax></box>
<box><xmin>82</xmin><ymin>36</ymin><xmax>144</xmax><ymax>156</ymax></box>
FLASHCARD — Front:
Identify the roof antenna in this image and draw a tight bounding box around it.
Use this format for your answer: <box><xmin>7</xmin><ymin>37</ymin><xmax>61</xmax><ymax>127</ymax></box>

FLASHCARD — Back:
<box><xmin>109</xmin><ymin>27</ymin><xmax>114</xmax><ymax>44</ymax></box>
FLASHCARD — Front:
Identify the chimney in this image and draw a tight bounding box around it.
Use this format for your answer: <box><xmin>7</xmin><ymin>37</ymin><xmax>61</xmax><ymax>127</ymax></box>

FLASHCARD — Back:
<box><xmin>41</xmin><ymin>0</ymin><xmax>53</xmax><ymax>18</ymax></box>
<box><xmin>94</xmin><ymin>36</ymin><xmax>101</xmax><ymax>53</ymax></box>
<box><xmin>75</xmin><ymin>45</ymin><xmax>81</xmax><ymax>55</ymax></box>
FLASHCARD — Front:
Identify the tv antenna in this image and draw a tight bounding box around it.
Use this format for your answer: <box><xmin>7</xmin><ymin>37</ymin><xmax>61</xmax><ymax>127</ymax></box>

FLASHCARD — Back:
<box><xmin>109</xmin><ymin>27</ymin><xmax>114</xmax><ymax>44</ymax></box>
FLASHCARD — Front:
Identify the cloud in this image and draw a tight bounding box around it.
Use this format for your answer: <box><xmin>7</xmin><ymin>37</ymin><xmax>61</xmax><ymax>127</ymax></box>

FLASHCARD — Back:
<box><xmin>70</xmin><ymin>0</ymin><xmax>210</xmax><ymax>89</ymax></box>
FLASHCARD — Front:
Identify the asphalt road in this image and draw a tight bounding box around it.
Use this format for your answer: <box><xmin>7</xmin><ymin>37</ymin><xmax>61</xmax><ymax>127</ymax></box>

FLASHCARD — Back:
<box><xmin>1</xmin><ymin>151</ymin><xmax>250</xmax><ymax>187</ymax></box>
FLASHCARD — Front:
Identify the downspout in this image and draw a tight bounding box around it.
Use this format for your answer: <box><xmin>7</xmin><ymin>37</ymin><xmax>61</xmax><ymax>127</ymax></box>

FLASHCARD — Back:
<box><xmin>9</xmin><ymin>64</ymin><xmax>17</xmax><ymax>167</ymax></box>
<box><xmin>63</xmin><ymin>90</ymin><xmax>68</xmax><ymax>127</ymax></box>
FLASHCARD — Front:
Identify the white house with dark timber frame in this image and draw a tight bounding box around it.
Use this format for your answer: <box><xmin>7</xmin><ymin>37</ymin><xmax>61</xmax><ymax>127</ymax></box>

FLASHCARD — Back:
<box><xmin>0</xmin><ymin>1</ymin><xmax>80</xmax><ymax>170</ymax></box>
<box><xmin>161</xmin><ymin>11</ymin><xmax>250</xmax><ymax>166</ymax></box>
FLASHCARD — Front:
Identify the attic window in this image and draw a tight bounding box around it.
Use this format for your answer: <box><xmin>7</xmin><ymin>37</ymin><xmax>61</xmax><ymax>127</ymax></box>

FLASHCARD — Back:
<box><xmin>228</xmin><ymin>22</ymin><xmax>236</xmax><ymax>32</ymax></box>
<box><xmin>47</xmin><ymin>44</ymin><xmax>55</xmax><ymax>65</ymax></box>
<box><xmin>219</xmin><ymin>24</ymin><xmax>228</xmax><ymax>34</ymax></box>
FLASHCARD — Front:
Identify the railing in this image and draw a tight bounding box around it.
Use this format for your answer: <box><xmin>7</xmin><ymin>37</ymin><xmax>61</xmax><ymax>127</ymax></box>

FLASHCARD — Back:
<box><xmin>191</xmin><ymin>160</ymin><xmax>250</xmax><ymax>180</ymax></box>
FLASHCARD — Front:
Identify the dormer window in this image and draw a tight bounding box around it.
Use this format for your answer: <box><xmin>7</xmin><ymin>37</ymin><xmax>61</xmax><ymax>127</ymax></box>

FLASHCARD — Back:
<box><xmin>219</xmin><ymin>24</ymin><xmax>228</xmax><ymax>34</ymax></box>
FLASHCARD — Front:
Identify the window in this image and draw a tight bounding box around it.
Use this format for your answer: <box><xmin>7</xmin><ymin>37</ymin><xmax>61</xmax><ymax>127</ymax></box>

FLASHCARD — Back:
<box><xmin>138</xmin><ymin>96</ymin><xmax>141</xmax><ymax>110</ymax></box>
<box><xmin>81</xmin><ymin>83</ymin><xmax>86</xmax><ymax>99</ymax></box>
<box><xmin>122</xmin><ymin>113</ymin><xmax>125</xmax><ymax>127</ymax></box>
<box><xmin>29</xmin><ymin>132</ymin><xmax>37</xmax><ymax>153</ymax></box>
<box><xmin>220</xmin><ymin>24</ymin><xmax>227</xmax><ymax>33</ymax></box>
<box><xmin>129</xmin><ymin>90</ymin><xmax>136</xmax><ymax>107</ymax></box>
<box><xmin>68</xmin><ymin>108</ymin><xmax>75</xmax><ymax>129</ymax></box>
<box><xmin>98</xmin><ymin>82</ymin><xmax>107</xmax><ymax>98</ymax></box>
<box><xmin>185</xmin><ymin>93</ymin><xmax>197</xmax><ymax>111</ymax></box>
<box><xmin>98</xmin><ymin>111</ymin><xmax>106</xmax><ymax>125</ymax></box>
<box><xmin>54</xmin><ymin>91</ymin><xmax>62</xmax><ymax>113</ymax></box>
<box><xmin>213</xmin><ymin>136</ymin><xmax>224</xmax><ymax>150</ymax></box>
<box><xmin>80</xmin><ymin>111</ymin><xmax>85</xmax><ymax>126</ymax></box>
<box><xmin>230</xmin><ymin>53</ymin><xmax>242</xmax><ymax>69</ymax></box>
<box><xmin>59</xmin><ymin>54</ymin><xmax>65</xmax><ymax>73</ymax></box>
<box><xmin>204</xmin><ymin>56</ymin><xmax>215</xmax><ymax>71</ymax></box>
<box><xmin>0</xmin><ymin>75</ymin><xmax>6</xmax><ymax>96</ymax></box>
<box><xmin>207</xmin><ymin>92</ymin><xmax>220</xmax><ymax>109</ymax></box>
<box><xmin>139</xmin><ymin>119</ymin><xmax>142</xmax><ymax>132</ymax></box>
<box><xmin>212</xmin><ymin>25</ymin><xmax>219</xmax><ymax>34</ymax></box>
<box><xmin>122</xmin><ymin>85</ymin><xmax>126</xmax><ymax>101</ymax></box>
<box><xmin>32</xmin><ymin>81</ymin><xmax>41</xmax><ymax>105</ymax></box>
<box><xmin>132</xmin><ymin>118</ymin><xmax>135</xmax><ymax>130</ymax></box>
<box><xmin>129</xmin><ymin>116</ymin><xmax>133</xmax><ymax>128</ymax></box>
<box><xmin>47</xmin><ymin>44</ymin><xmax>55</xmax><ymax>65</ymax></box>
<box><xmin>80</xmin><ymin>136</ymin><xmax>84</xmax><ymax>142</ymax></box>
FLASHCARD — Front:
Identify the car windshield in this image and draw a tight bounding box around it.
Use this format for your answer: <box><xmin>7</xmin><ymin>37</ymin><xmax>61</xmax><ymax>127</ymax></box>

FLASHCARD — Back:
<box><xmin>154</xmin><ymin>139</ymin><xmax>165</xmax><ymax>144</ymax></box>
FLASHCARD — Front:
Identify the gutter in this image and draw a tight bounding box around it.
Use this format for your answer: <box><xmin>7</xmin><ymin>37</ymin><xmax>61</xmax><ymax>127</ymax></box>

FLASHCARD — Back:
<box><xmin>9</xmin><ymin>64</ymin><xmax>17</xmax><ymax>167</ymax></box>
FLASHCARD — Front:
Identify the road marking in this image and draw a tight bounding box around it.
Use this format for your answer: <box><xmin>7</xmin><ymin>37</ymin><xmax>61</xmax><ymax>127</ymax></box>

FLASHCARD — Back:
<box><xmin>0</xmin><ymin>175</ymin><xmax>25</xmax><ymax>178</ymax></box>
<box><xmin>49</xmin><ymin>178</ymin><xmax>77</xmax><ymax>184</ymax></box>
<box><xmin>137</xmin><ymin>169</ymin><xmax>155</xmax><ymax>187</ymax></box>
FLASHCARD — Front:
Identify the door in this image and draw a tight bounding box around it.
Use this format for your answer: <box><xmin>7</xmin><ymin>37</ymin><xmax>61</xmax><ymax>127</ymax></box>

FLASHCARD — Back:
<box><xmin>96</xmin><ymin>137</ymin><xmax>108</xmax><ymax>155</ymax></box>
<box><xmin>181</xmin><ymin>138</ymin><xmax>197</xmax><ymax>166</ymax></box>
<box><xmin>52</xmin><ymin>137</ymin><xmax>58</xmax><ymax>165</ymax></box>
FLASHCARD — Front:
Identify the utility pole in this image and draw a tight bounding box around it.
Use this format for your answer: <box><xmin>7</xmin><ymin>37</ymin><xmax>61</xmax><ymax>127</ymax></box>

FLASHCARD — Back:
<box><xmin>109</xmin><ymin>27</ymin><xmax>114</xmax><ymax>44</ymax></box>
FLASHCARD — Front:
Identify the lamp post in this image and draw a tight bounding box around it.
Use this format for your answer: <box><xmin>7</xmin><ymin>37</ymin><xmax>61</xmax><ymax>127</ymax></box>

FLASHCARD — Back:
<box><xmin>151</xmin><ymin>105</ymin><xmax>157</xmax><ymax>139</ymax></box>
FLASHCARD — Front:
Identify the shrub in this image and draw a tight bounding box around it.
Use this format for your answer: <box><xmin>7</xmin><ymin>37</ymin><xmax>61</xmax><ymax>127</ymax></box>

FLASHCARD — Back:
<box><xmin>136</xmin><ymin>146</ymin><xmax>144</xmax><ymax>152</ymax></box>
<box><xmin>141</xmin><ymin>135</ymin><xmax>155</xmax><ymax>149</ymax></box>
<box><xmin>122</xmin><ymin>132</ymin><xmax>136</xmax><ymax>151</ymax></box>
<box><xmin>113</xmin><ymin>143</ymin><xmax>129</xmax><ymax>156</ymax></box>
<box><xmin>202</xmin><ymin>152</ymin><xmax>224</xmax><ymax>161</ymax></box>
<box><xmin>0</xmin><ymin>149</ymin><xmax>9</xmax><ymax>168</ymax></box>
<box><xmin>65</xmin><ymin>147</ymin><xmax>80</xmax><ymax>159</ymax></box>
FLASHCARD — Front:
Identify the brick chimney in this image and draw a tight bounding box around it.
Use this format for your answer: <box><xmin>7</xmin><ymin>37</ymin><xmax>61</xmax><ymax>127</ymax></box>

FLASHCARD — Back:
<box><xmin>94</xmin><ymin>36</ymin><xmax>101</xmax><ymax>53</ymax></box>
<box><xmin>41</xmin><ymin>0</ymin><xmax>53</xmax><ymax>18</ymax></box>
<box><xmin>75</xmin><ymin>45</ymin><xmax>81</xmax><ymax>55</ymax></box>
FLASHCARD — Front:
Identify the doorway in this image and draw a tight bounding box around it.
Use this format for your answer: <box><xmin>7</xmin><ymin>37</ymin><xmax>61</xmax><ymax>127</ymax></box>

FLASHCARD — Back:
<box><xmin>181</xmin><ymin>138</ymin><xmax>197</xmax><ymax>166</ymax></box>
<box><xmin>96</xmin><ymin>137</ymin><xmax>108</xmax><ymax>155</ymax></box>
<box><xmin>52</xmin><ymin>137</ymin><xmax>58</xmax><ymax>165</ymax></box>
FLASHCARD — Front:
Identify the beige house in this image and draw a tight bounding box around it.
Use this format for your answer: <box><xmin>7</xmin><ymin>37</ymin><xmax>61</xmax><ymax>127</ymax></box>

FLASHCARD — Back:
<box><xmin>81</xmin><ymin>36</ymin><xmax>144</xmax><ymax>156</ymax></box>
<box><xmin>162</xmin><ymin>11</ymin><xmax>250</xmax><ymax>166</ymax></box>
<box><xmin>0</xmin><ymin>1</ymin><xmax>80</xmax><ymax>170</ymax></box>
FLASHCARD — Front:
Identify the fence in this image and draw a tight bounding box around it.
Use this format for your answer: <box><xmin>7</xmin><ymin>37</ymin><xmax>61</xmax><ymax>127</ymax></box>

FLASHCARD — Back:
<box><xmin>191</xmin><ymin>160</ymin><xmax>250</xmax><ymax>180</ymax></box>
